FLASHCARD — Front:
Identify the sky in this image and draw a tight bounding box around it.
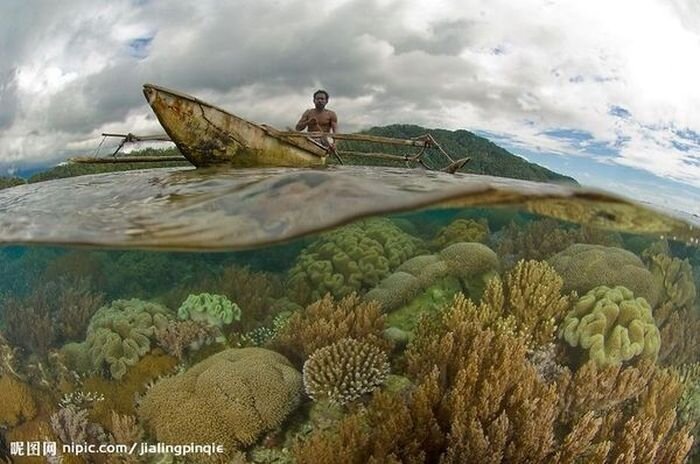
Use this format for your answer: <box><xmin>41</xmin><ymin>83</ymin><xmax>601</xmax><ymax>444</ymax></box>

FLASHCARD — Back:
<box><xmin>1</xmin><ymin>0</ymin><xmax>700</xmax><ymax>216</ymax></box>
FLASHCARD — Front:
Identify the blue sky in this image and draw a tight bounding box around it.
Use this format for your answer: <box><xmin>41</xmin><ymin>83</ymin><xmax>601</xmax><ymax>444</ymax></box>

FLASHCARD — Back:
<box><xmin>1</xmin><ymin>0</ymin><xmax>699</xmax><ymax>215</ymax></box>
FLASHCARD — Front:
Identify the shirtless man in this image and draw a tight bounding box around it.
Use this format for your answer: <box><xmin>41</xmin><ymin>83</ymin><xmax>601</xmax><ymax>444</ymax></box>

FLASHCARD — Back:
<box><xmin>295</xmin><ymin>90</ymin><xmax>338</xmax><ymax>134</ymax></box>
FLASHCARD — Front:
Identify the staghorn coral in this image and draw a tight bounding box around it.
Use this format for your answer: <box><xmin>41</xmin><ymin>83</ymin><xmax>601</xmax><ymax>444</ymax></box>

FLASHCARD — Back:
<box><xmin>0</xmin><ymin>375</ymin><xmax>38</xmax><ymax>427</ymax></box>
<box><xmin>549</xmin><ymin>244</ymin><xmax>661</xmax><ymax>307</ymax></box>
<box><xmin>287</xmin><ymin>218</ymin><xmax>426</xmax><ymax>305</ymax></box>
<box><xmin>138</xmin><ymin>348</ymin><xmax>302</xmax><ymax>452</ymax></box>
<box><xmin>271</xmin><ymin>293</ymin><xmax>390</xmax><ymax>367</ymax></box>
<box><xmin>303</xmin><ymin>338</ymin><xmax>390</xmax><ymax>405</ymax></box>
<box><xmin>480</xmin><ymin>260</ymin><xmax>573</xmax><ymax>348</ymax></box>
<box><xmin>431</xmin><ymin>218</ymin><xmax>489</xmax><ymax>249</ymax></box>
<box><xmin>561</xmin><ymin>286</ymin><xmax>660</xmax><ymax>367</ymax></box>
<box><xmin>106</xmin><ymin>412</ymin><xmax>143</xmax><ymax>464</ymax></box>
<box><xmin>177</xmin><ymin>293</ymin><xmax>240</xmax><ymax>328</ymax></box>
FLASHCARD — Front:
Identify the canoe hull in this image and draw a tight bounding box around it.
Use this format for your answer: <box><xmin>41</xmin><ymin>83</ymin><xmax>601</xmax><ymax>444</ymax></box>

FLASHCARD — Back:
<box><xmin>143</xmin><ymin>84</ymin><xmax>327</xmax><ymax>168</ymax></box>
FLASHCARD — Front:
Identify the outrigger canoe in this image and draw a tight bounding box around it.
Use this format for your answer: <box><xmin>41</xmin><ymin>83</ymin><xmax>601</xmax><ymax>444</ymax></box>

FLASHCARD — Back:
<box><xmin>71</xmin><ymin>84</ymin><xmax>469</xmax><ymax>172</ymax></box>
<box><xmin>142</xmin><ymin>83</ymin><xmax>328</xmax><ymax>168</ymax></box>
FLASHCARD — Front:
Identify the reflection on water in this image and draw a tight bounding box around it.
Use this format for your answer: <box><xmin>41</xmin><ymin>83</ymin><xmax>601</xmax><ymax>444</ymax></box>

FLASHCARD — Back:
<box><xmin>0</xmin><ymin>167</ymin><xmax>699</xmax><ymax>463</ymax></box>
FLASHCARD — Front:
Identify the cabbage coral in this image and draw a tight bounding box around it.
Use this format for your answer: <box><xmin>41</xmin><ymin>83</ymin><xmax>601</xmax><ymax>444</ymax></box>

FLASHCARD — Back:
<box><xmin>561</xmin><ymin>286</ymin><xmax>661</xmax><ymax>367</ymax></box>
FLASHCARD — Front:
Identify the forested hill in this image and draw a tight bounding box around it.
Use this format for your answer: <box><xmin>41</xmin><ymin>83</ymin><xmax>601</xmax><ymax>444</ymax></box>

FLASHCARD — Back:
<box><xmin>0</xmin><ymin>125</ymin><xmax>577</xmax><ymax>190</ymax></box>
<box><xmin>340</xmin><ymin>124</ymin><xmax>578</xmax><ymax>185</ymax></box>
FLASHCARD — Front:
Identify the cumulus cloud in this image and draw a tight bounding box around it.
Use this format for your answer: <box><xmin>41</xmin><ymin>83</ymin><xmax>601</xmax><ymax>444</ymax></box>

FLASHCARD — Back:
<box><xmin>1</xmin><ymin>0</ymin><xmax>699</xmax><ymax>200</ymax></box>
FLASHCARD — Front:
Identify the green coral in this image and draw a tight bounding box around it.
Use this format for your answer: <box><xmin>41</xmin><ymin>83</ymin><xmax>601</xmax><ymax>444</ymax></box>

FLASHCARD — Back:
<box><xmin>561</xmin><ymin>285</ymin><xmax>660</xmax><ymax>367</ymax></box>
<box><xmin>548</xmin><ymin>244</ymin><xmax>660</xmax><ymax>307</ymax></box>
<box><xmin>432</xmin><ymin>218</ymin><xmax>490</xmax><ymax>249</ymax></box>
<box><xmin>648</xmin><ymin>253</ymin><xmax>697</xmax><ymax>312</ymax></box>
<box><xmin>287</xmin><ymin>218</ymin><xmax>426</xmax><ymax>305</ymax></box>
<box><xmin>366</xmin><ymin>242</ymin><xmax>500</xmax><ymax>331</ymax></box>
<box><xmin>62</xmin><ymin>298</ymin><xmax>173</xmax><ymax>379</ymax></box>
<box><xmin>177</xmin><ymin>293</ymin><xmax>241</xmax><ymax>328</ymax></box>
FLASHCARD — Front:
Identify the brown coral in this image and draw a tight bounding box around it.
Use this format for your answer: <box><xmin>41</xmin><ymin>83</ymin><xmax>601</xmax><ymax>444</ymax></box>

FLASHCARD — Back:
<box><xmin>432</xmin><ymin>218</ymin><xmax>489</xmax><ymax>249</ymax></box>
<box><xmin>303</xmin><ymin>338</ymin><xmax>390</xmax><ymax>405</ymax></box>
<box><xmin>138</xmin><ymin>348</ymin><xmax>302</xmax><ymax>452</ymax></box>
<box><xmin>0</xmin><ymin>375</ymin><xmax>37</xmax><ymax>427</ymax></box>
<box><xmin>481</xmin><ymin>260</ymin><xmax>573</xmax><ymax>348</ymax></box>
<box><xmin>271</xmin><ymin>293</ymin><xmax>391</xmax><ymax>367</ymax></box>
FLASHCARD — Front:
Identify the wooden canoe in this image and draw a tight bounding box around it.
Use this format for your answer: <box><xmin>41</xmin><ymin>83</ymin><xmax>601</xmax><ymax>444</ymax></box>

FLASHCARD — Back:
<box><xmin>142</xmin><ymin>83</ymin><xmax>328</xmax><ymax>168</ymax></box>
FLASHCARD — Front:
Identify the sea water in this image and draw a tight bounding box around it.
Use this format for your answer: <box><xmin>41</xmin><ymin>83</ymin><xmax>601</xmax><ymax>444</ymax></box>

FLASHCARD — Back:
<box><xmin>0</xmin><ymin>166</ymin><xmax>699</xmax><ymax>463</ymax></box>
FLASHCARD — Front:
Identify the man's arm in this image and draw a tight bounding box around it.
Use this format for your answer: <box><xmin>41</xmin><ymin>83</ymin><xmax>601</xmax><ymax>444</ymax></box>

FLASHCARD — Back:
<box><xmin>330</xmin><ymin>111</ymin><xmax>338</xmax><ymax>134</ymax></box>
<box><xmin>295</xmin><ymin>110</ymin><xmax>310</xmax><ymax>131</ymax></box>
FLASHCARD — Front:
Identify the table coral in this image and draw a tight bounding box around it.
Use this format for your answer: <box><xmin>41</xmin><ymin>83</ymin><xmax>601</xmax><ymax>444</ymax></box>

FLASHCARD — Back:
<box><xmin>561</xmin><ymin>286</ymin><xmax>661</xmax><ymax>367</ymax></box>
<box><xmin>138</xmin><ymin>348</ymin><xmax>302</xmax><ymax>452</ymax></box>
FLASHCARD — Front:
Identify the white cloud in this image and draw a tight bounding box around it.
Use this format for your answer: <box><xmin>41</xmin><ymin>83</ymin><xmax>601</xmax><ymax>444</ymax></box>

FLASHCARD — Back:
<box><xmin>1</xmin><ymin>0</ymin><xmax>699</xmax><ymax>202</ymax></box>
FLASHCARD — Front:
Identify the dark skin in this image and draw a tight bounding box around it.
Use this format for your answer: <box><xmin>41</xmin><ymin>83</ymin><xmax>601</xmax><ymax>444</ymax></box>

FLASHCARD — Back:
<box><xmin>295</xmin><ymin>93</ymin><xmax>338</xmax><ymax>134</ymax></box>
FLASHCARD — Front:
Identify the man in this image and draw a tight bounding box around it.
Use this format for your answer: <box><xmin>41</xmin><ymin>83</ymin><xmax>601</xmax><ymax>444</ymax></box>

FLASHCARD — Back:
<box><xmin>295</xmin><ymin>90</ymin><xmax>338</xmax><ymax>135</ymax></box>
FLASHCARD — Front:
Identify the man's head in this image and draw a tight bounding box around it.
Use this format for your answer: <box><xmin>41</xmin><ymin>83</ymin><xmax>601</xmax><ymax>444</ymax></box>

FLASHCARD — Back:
<box><xmin>313</xmin><ymin>90</ymin><xmax>329</xmax><ymax>110</ymax></box>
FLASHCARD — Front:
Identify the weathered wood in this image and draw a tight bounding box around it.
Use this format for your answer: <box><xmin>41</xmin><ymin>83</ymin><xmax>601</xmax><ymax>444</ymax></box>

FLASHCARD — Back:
<box><xmin>69</xmin><ymin>156</ymin><xmax>187</xmax><ymax>164</ymax></box>
<box><xmin>277</xmin><ymin>131</ymin><xmax>431</xmax><ymax>147</ymax></box>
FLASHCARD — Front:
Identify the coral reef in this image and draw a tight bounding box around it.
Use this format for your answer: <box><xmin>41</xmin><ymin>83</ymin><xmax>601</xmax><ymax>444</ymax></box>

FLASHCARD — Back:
<box><xmin>154</xmin><ymin>319</ymin><xmax>222</xmax><ymax>360</ymax></box>
<box><xmin>271</xmin><ymin>293</ymin><xmax>390</xmax><ymax>367</ymax></box>
<box><xmin>0</xmin><ymin>375</ymin><xmax>37</xmax><ymax>427</ymax></box>
<box><xmin>480</xmin><ymin>259</ymin><xmax>574</xmax><ymax>348</ymax></box>
<box><xmin>287</xmin><ymin>218</ymin><xmax>426</xmax><ymax>305</ymax></box>
<box><xmin>138</xmin><ymin>348</ymin><xmax>303</xmax><ymax>452</ymax></box>
<box><xmin>648</xmin><ymin>253</ymin><xmax>697</xmax><ymax>312</ymax></box>
<box><xmin>561</xmin><ymin>286</ymin><xmax>661</xmax><ymax>367</ymax></box>
<box><xmin>431</xmin><ymin>218</ymin><xmax>489</xmax><ymax>249</ymax></box>
<box><xmin>62</xmin><ymin>299</ymin><xmax>173</xmax><ymax>380</ymax></box>
<box><xmin>303</xmin><ymin>338</ymin><xmax>390</xmax><ymax>405</ymax></box>
<box><xmin>549</xmin><ymin>244</ymin><xmax>661</xmax><ymax>307</ymax></box>
<box><xmin>293</xmin><ymin>291</ymin><xmax>692</xmax><ymax>463</ymax></box>
<box><xmin>54</xmin><ymin>278</ymin><xmax>105</xmax><ymax>343</ymax></box>
<box><xmin>177</xmin><ymin>293</ymin><xmax>240</xmax><ymax>328</ymax></box>
<box><xmin>364</xmin><ymin>242</ymin><xmax>500</xmax><ymax>318</ymax></box>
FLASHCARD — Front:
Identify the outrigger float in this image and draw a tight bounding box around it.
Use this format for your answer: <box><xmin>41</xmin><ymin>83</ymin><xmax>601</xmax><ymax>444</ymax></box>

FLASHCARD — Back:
<box><xmin>70</xmin><ymin>84</ymin><xmax>470</xmax><ymax>173</ymax></box>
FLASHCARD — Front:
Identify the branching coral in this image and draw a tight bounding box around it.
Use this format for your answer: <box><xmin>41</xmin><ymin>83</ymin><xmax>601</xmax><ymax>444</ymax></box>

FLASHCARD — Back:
<box><xmin>287</xmin><ymin>218</ymin><xmax>426</xmax><ymax>305</ymax></box>
<box><xmin>0</xmin><ymin>375</ymin><xmax>37</xmax><ymax>427</ymax></box>
<box><xmin>271</xmin><ymin>293</ymin><xmax>390</xmax><ymax>367</ymax></box>
<box><xmin>154</xmin><ymin>319</ymin><xmax>221</xmax><ymax>360</ymax></box>
<box><xmin>480</xmin><ymin>260</ymin><xmax>573</xmax><ymax>348</ymax></box>
<box><xmin>138</xmin><ymin>348</ymin><xmax>302</xmax><ymax>452</ymax></box>
<box><xmin>303</xmin><ymin>338</ymin><xmax>390</xmax><ymax>405</ymax></box>
<box><xmin>55</xmin><ymin>277</ymin><xmax>105</xmax><ymax>342</ymax></box>
<box><xmin>561</xmin><ymin>286</ymin><xmax>660</xmax><ymax>367</ymax></box>
<box><xmin>293</xmin><ymin>292</ymin><xmax>692</xmax><ymax>463</ymax></box>
<box><xmin>495</xmin><ymin>218</ymin><xmax>581</xmax><ymax>264</ymax></box>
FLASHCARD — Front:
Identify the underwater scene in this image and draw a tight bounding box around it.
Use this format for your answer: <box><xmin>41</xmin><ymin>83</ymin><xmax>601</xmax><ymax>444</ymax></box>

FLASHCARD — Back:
<box><xmin>1</xmin><ymin>167</ymin><xmax>700</xmax><ymax>463</ymax></box>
